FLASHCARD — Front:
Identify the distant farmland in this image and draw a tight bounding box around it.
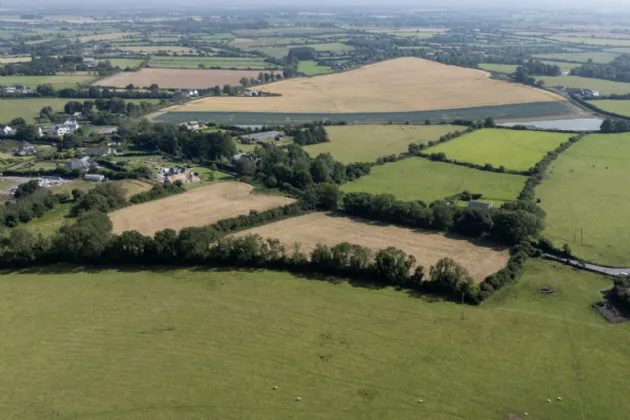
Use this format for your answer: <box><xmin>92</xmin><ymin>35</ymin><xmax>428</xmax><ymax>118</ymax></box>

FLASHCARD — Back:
<box><xmin>163</xmin><ymin>57</ymin><xmax>563</xmax><ymax>114</ymax></box>
<box><xmin>148</xmin><ymin>56</ymin><xmax>280</xmax><ymax>70</ymax></box>
<box><xmin>95</xmin><ymin>68</ymin><xmax>280</xmax><ymax>89</ymax></box>
<box><xmin>235</xmin><ymin>213</ymin><xmax>509</xmax><ymax>282</ymax></box>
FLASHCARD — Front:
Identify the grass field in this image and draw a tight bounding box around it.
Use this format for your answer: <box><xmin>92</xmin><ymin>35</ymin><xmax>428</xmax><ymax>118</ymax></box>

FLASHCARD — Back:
<box><xmin>250</xmin><ymin>46</ymin><xmax>292</xmax><ymax>58</ymax></box>
<box><xmin>539</xmin><ymin>75</ymin><xmax>630</xmax><ymax>94</ymax></box>
<box><xmin>425</xmin><ymin>128</ymin><xmax>572</xmax><ymax>172</ymax></box>
<box><xmin>165</xmin><ymin>58</ymin><xmax>562</xmax><ymax>114</ymax></box>
<box><xmin>236</xmin><ymin>212</ymin><xmax>509</xmax><ymax>281</ymax></box>
<box><xmin>189</xmin><ymin>166</ymin><xmax>233</xmax><ymax>182</ymax></box>
<box><xmin>0</xmin><ymin>259</ymin><xmax>628</xmax><ymax>420</ymax></box>
<box><xmin>298</xmin><ymin>60</ymin><xmax>333</xmax><ymax>75</ymax></box>
<box><xmin>587</xmin><ymin>99</ymin><xmax>630</xmax><ymax>116</ymax></box>
<box><xmin>540</xmin><ymin>61</ymin><xmax>580</xmax><ymax>73</ymax></box>
<box><xmin>304</xmin><ymin>124</ymin><xmax>460</xmax><ymax>163</ymax></box>
<box><xmin>96</xmin><ymin>68</ymin><xmax>280</xmax><ymax>89</ymax></box>
<box><xmin>109</xmin><ymin>182</ymin><xmax>294</xmax><ymax>236</ymax></box>
<box><xmin>532</xmin><ymin>52</ymin><xmax>619</xmax><ymax>63</ymax></box>
<box><xmin>552</xmin><ymin>36</ymin><xmax>630</xmax><ymax>46</ymax></box>
<box><xmin>148</xmin><ymin>56</ymin><xmax>278</xmax><ymax>70</ymax></box>
<box><xmin>341</xmin><ymin>157</ymin><xmax>527</xmax><ymax>203</ymax></box>
<box><xmin>290</xmin><ymin>42</ymin><xmax>352</xmax><ymax>51</ymax></box>
<box><xmin>120</xmin><ymin>45</ymin><xmax>197</xmax><ymax>54</ymax></box>
<box><xmin>77</xmin><ymin>32</ymin><xmax>133</xmax><ymax>42</ymax></box>
<box><xmin>479</xmin><ymin>63</ymin><xmax>518</xmax><ymax>73</ymax></box>
<box><xmin>0</xmin><ymin>72</ymin><xmax>97</xmax><ymax>89</ymax></box>
<box><xmin>537</xmin><ymin>133</ymin><xmax>630</xmax><ymax>266</ymax></box>
<box><xmin>105</xmin><ymin>58</ymin><xmax>144</xmax><ymax>69</ymax></box>
<box><xmin>0</xmin><ymin>55</ymin><xmax>32</xmax><ymax>64</ymax></box>
<box><xmin>0</xmin><ymin>98</ymin><xmax>161</xmax><ymax>122</ymax></box>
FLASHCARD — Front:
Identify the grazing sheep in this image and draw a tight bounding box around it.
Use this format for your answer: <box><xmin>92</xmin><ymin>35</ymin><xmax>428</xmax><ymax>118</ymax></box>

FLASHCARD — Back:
<box><xmin>557</xmin><ymin>397</ymin><xmax>562</xmax><ymax>401</ymax></box>
<box><xmin>417</xmin><ymin>399</ymin><xmax>424</xmax><ymax>404</ymax></box>
<box><xmin>273</xmin><ymin>386</ymin><xmax>278</xmax><ymax>390</ymax></box>
<box><xmin>296</xmin><ymin>397</ymin><xmax>301</xmax><ymax>401</ymax></box>
<box><xmin>547</xmin><ymin>399</ymin><xmax>552</xmax><ymax>403</ymax></box>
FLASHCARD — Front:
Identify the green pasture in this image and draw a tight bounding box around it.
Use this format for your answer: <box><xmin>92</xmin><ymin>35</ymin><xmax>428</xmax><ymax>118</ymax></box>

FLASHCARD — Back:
<box><xmin>305</xmin><ymin>124</ymin><xmax>460</xmax><ymax>164</ymax></box>
<box><xmin>551</xmin><ymin>36</ymin><xmax>630</xmax><ymax>47</ymax></box>
<box><xmin>479</xmin><ymin>63</ymin><xmax>517</xmax><ymax>73</ymax></box>
<box><xmin>21</xmin><ymin>202</ymin><xmax>74</xmax><ymax>237</ymax></box>
<box><xmin>538</xmin><ymin>76</ymin><xmax>630</xmax><ymax>95</ymax></box>
<box><xmin>532</xmin><ymin>52</ymin><xmax>619</xmax><ymax>63</ymax></box>
<box><xmin>294</xmin><ymin>42</ymin><xmax>353</xmax><ymax>51</ymax></box>
<box><xmin>190</xmin><ymin>166</ymin><xmax>233</xmax><ymax>182</ymax></box>
<box><xmin>425</xmin><ymin>128</ymin><xmax>572</xmax><ymax>172</ymax></box>
<box><xmin>0</xmin><ymin>72</ymin><xmax>97</xmax><ymax>89</ymax></box>
<box><xmin>587</xmin><ymin>99</ymin><xmax>630</xmax><ymax>116</ymax></box>
<box><xmin>540</xmin><ymin>61</ymin><xmax>580</xmax><ymax>73</ymax></box>
<box><xmin>537</xmin><ymin>132</ymin><xmax>630</xmax><ymax>266</ymax></box>
<box><xmin>0</xmin><ymin>260</ymin><xmax>628</xmax><ymax>420</ymax></box>
<box><xmin>251</xmin><ymin>46</ymin><xmax>292</xmax><ymax>58</ymax></box>
<box><xmin>148</xmin><ymin>56</ymin><xmax>278</xmax><ymax>70</ymax></box>
<box><xmin>341</xmin><ymin>157</ymin><xmax>526</xmax><ymax>203</ymax></box>
<box><xmin>0</xmin><ymin>98</ymin><xmax>161</xmax><ymax>123</ymax></box>
<box><xmin>298</xmin><ymin>60</ymin><xmax>333</xmax><ymax>75</ymax></box>
<box><xmin>104</xmin><ymin>58</ymin><xmax>144</xmax><ymax>69</ymax></box>
<box><xmin>234</xmin><ymin>27</ymin><xmax>346</xmax><ymax>37</ymax></box>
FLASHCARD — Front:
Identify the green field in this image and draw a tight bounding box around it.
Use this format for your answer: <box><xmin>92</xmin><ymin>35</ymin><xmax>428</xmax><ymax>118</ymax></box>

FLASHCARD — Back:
<box><xmin>479</xmin><ymin>63</ymin><xmax>518</xmax><ymax>73</ymax></box>
<box><xmin>587</xmin><ymin>99</ymin><xmax>630</xmax><ymax>116</ymax></box>
<box><xmin>552</xmin><ymin>36</ymin><xmax>630</xmax><ymax>47</ymax></box>
<box><xmin>538</xmin><ymin>76</ymin><xmax>630</xmax><ymax>95</ymax></box>
<box><xmin>305</xmin><ymin>124</ymin><xmax>460</xmax><ymax>163</ymax></box>
<box><xmin>104</xmin><ymin>58</ymin><xmax>144</xmax><ymax>69</ymax></box>
<box><xmin>148</xmin><ymin>56</ymin><xmax>279</xmax><ymax>70</ymax></box>
<box><xmin>0</xmin><ymin>98</ymin><xmax>161</xmax><ymax>122</ymax></box>
<box><xmin>540</xmin><ymin>61</ymin><xmax>580</xmax><ymax>73</ymax></box>
<box><xmin>190</xmin><ymin>165</ymin><xmax>234</xmax><ymax>182</ymax></box>
<box><xmin>0</xmin><ymin>72</ymin><xmax>97</xmax><ymax>88</ymax></box>
<box><xmin>292</xmin><ymin>42</ymin><xmax>353</xmax><ymax>51</ymax></box>
<box><xmin>250</xmin><ymin>46</ymin><xmax>291</xmax><ymax>58</ymax></box>
<box><xmin>533</xmin><ymin>52</ymin><xmax>619</xmax><ymax>63</ymax></box>
<box><xmin>425</xmin><ymin>128</ymin><xmax>571</xmax><ymax>172</ymax></box>
<box><xmin>0</xmin><ymin>260</ymin><xmax>628</xmax><ymax>420</ymax></box>
<box><xmin>298</xmin><ymin>60</ymin><xmax>333</xmax><ymax>75</ymax></box>
<box><xmin>537</xmin><ymin>133</ymin><xmax>630</xmax><ymax>266</ymax></box>
<box><xmin>341</xmin><ymin>157</ymin><xmax>526</xmax><ymax>203</ymax></box>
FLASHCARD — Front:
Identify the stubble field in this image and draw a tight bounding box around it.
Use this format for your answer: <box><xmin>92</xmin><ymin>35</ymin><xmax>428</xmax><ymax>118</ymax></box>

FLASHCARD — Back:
<box><xmin>164</xmin><ymin>57</ymin><xmax>563</xmax><ymax>114</ymax></box>
<box><xmin>235</xmin><ymin>212</ymin><xmax>509</xmax><ymax>282</ymax></box>
<box><xmin>109</xmin><ymin>182</ymin><xmax>294</xmax><ymax>236</ymax></box>
<box><xmin>95</xmin><ymin>68</ymin><xmax>279</xmax><ymax>89</ymax></box>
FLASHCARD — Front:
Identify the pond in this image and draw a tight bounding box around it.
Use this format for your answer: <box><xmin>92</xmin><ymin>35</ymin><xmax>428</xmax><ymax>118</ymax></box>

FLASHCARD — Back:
<box><xmin>498</xmin><ymin>118</ymin><xmax>604</xmax><ymax>132</ymax></box>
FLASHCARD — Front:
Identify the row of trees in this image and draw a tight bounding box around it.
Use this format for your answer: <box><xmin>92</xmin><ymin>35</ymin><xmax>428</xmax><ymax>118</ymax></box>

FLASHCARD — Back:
<box><xmin>288</xmin><ymin>124</ymin><xmax>330</xmax><ymax>146</ymax></box>
<box><xmin>570</xmin><ymin>55</ymin><xmax>630</xmax><ymax>83</ymax></box>
<box><xmin>33</xmin><ymin>84</ymin><xmax>173</xmax><ymax>99</ymax></box>
<box><xmin>0</xmin><ymin>181</ymin><xmax>59</xmax><ymax>227</ymax></box>
<box><xmin>341</xmin><ymin>192</ymin><xmax>545</xmax><ymax>246</ymax></box>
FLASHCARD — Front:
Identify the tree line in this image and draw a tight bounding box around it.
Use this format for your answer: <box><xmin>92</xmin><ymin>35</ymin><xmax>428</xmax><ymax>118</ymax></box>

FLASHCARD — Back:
<box><xmin>570</xmin><ymin>55</ymin><xmax>630</xmax><ymax>83</ymax></box>
<box><xmin>0</xmin><ymin>181</ymin><xmax>59</xmax><ymax>228</ymax></box>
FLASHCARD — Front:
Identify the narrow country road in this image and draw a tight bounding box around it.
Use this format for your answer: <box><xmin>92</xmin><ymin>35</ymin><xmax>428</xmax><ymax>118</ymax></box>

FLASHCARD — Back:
<box><xmin>544</xmin><ymin>254</ymin><xmax>630</xmax><ymax>276</ymax></box>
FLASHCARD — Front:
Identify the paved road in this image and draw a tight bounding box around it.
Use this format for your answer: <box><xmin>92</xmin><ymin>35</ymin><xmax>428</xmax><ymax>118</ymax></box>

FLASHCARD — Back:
<box><xmin>544</xmin><ymin>254</ymin><xmax>630</xmax><ymax>276</ymax></box>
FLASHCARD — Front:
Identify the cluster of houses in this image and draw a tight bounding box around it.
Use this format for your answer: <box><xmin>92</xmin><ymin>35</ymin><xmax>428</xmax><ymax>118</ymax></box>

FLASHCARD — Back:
<box><xmin>156</xmin><ymin>166</ymin><xmax>200</xmax><ymax>184</ymax></box>
<box><xmin>179</xmin><ymin>121</ymin><xmax>200</xmax><ymax>131</ymax></box>
<box><xmin>242</xmin><ymin>90</ymin><xmax>260</xmax><ymax>97</ymax></box>
<box><xmin>0</xmin><ymin>84</ymin><xmax>33</xmax><ymax>96</ymax></box>
<box><xmin>0</xmin><ymin>119</ymin><xmax>80</xmax><ymax>139</ymax></box>
<box><xmin>556</xmin><ymin>86</ymin><xmax>600</xmax><ymax>98</ymax></box>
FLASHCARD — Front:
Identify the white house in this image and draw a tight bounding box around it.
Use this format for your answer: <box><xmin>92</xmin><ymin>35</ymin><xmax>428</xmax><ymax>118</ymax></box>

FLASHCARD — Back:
<box><xmin>84</xmin><ymin>174</ymin><xmax>106</xmax><ymax>182</ymax></box>
<box><xmin>64</xmin><ymin>119</ymin><xmax>80</xmax><ymax>132</ymax></box>
<box><xmin>2</xmin><ymin>125</ymin><xmax>16</xmax><ymax>136</ymax></box>
<box><xmin>53</xmin><ymin>125</ymin><xmax>70</xmax><ymax>136</ymax></box>
<box><xmin>37</xmin><ymin>127</ymin><xmax>44</xmax><ymax>138</ymax></box>
<box><xmin>187</xmin><ymin>89</ymin><xmax>199</xmax><ymax>97</ymax></box>
<box><xmin>179</xmin><ymin>121</ymin><xmax>200</xmax><ymax>131</ymax></box>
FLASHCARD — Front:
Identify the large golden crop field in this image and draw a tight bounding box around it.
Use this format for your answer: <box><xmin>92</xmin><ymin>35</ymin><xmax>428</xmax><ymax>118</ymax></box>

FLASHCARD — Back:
<box><xmin>166</xmin><ymin>57</ymin><xmax>563</xmax><ymax>114</ymax></box>
<box><xmin>235</xmin><ymin>213</ymin><xmax>509</xmax><ymax>282</ymax></box>
<box><xmin>109</xmin><ymin>182</ymin><xmax>294</xmax><ymax>236</ymax></box>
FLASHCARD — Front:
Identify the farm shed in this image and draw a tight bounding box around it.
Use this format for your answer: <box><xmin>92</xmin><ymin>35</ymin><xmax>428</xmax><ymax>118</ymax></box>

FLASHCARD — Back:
<box><xmin>85</xmin><ymin>174</ymin><xmax>106</xmax><ymax>182</ymax></box>
<box><xmin>467</xmin><ymin>201</ymin><xmax>494</xmax><ymax>210</ymax></box>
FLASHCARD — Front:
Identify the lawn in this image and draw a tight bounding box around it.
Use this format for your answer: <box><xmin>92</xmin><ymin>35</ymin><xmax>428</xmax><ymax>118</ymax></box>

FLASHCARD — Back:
<box><xmin>21</xmin><ymin>202</ymin><xmax>74</xmax><ymax>237</ymax></box>
<box><xmin>0</xmin><ymin>260</ymin><xmax>628</xmax><ymax>420</ymax></box>
<box><xmin>425</xmin><ymin>128</ymin><xmax>572</xmax><ymax>172</ymax></box>
<box><xmin>148</xmin><ymin>56</ymin><xmax>278</xmax><ymax>70</ymax></box>
<box><xmin>0</xmin><ymin>72</ymin><xmax>97</xmax><ymax>89</ymax></box>
<box><xmin>532</xmin><ymin>52</ymin><xmax>619</xmax><ymax>63</ymax></box>
<box><xmin>479</xmin><ymin>63</ymin><xmax>518</xmax><ymax>73</ymax></box>
<box><xmin>305</xmin><ymin>124</ymin><xmax>461</xmax><ymax>164</ymax></box>
<box><xmin>537</xmin><ymin>132</ymin><xmax>630</xmax><ymax>266</ymax></box>
<box><xmin>298</xmin><ymin>60</ymin><xmax>333</xmax><ymax>75</ymax></box>
<box><xmin>540</xmin><ymin>61</ymin><xmax>580</xmax><ymax>73</ymax></box>
<box><xmin>0</xmin><ymin>98</ymin><xmax>70</xmax><ymax>122</ymax></box>
<box><xmin>538</xmin><ymin>76</ymin><xmax>630</xmax><ymax>95</ymax></box>
<box><xmin>105</xmin><ymin>58</ymin><xmax>144</xmax><ymax>69</ymax></box>
<box><xmin>190</xmin><ymin>165</ymin><xmax>234</xmax><ymax>182</ymax></box>
<box><xmin>341</xmin><ymin>157</ymin><xmax>526</xmax><ymax>203</ymax></box>
<box><xmin>587</xmin><ymin>99</ymin><xmax>630</xmax><ymax>116</ymax></box>
<box><xmin>551</xmin><ymin>36</ymin><xmax>630</xmax><ymax>47</ymax></box>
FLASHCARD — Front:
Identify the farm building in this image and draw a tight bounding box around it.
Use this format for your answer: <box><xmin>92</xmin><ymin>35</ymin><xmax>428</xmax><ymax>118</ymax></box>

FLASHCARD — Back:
<box><xmin>66</xmin><ymin>157</ymin><xmax>97</xmax><ymax>171</ymax></box>
<box><xmin>85</xmin><ymin>174</ymin><xmax>106</xmax><ymax>182</ymax></box>
<box><xmin>238</xmin><ymin>131</ymin><xmax>284</xmax><ymax>143</ymax></box>
<box><xmin>179</xmin><ymin>121</ymin><xmax>200</xmax><ymax>131</ymax></box>
<box><xmin>467</xmin><ymin>201</ymin><xmax>493</xmax><ymax>210</ymax></box>
<box><xmin>2</xmin><ymin>125</ymin><xmax>16</xmax><ymax>136</ymax></box>
<box><xmin>230</xmin><ymin>153</ymin><xmax>261</xmax><ymax>165</ymax></box>
<box><xmin>16</xmin><ymin>141</ymin><xmax>36</xmax><ymax>156</ymax></box>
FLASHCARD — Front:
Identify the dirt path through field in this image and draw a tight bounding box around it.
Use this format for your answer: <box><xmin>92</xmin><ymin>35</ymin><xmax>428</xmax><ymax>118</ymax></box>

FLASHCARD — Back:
<box><xmin>235</xmin><ymin>213</ymin><xmax>509</xmax><ymax>282</ymax></box>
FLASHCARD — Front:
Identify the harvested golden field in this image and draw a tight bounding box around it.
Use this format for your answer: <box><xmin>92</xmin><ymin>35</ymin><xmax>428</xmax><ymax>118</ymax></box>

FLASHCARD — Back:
<box><xmin>95</xmin><ymin>68</ymin><xmax>279</xmax><ymax>89</ymax></box>
<box><xmin>0</xmin><ymin>56</ymin><xmax>32</xmax><ymax>64</ymax></box>
<box><xmin>109</xmin><ymin>182</ymin><xmax>294</xmax><ymax>236</ymax></box>
<box><xmin>235</xmin><ymin>213</ymin><xmax>508</xmax><ymax>281</ymax></box>
<box><xmin>119</xmin><ymin>179</ymin><xmax>153</xmax><ymax>198</ymax></box>
<box><xmin>167</xmin><ymin>57</ymin><xmax>563</xmax><ymax>114</ymax></box>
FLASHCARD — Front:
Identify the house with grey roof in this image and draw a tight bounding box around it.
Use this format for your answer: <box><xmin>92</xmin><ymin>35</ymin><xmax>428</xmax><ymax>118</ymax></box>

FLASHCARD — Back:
<box><xmin>467</xmin><ymin>201</ymin><xmax>493</xmax><ymax>210</ymax></box>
